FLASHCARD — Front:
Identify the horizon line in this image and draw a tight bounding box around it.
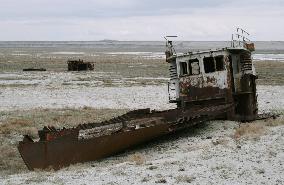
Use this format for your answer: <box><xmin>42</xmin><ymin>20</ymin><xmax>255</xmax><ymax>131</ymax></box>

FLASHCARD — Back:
<box><xmin>0</xmin><ymin>40</ymin><xmax>283</xmax><ymax>42</ymax></box>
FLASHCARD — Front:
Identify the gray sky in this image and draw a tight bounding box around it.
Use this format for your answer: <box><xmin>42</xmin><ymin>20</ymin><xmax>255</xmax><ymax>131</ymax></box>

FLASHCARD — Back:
<box><xmin>0</xmin><ymin>0</ymin><xmax>283</xmax><ymax>41</ymax></box>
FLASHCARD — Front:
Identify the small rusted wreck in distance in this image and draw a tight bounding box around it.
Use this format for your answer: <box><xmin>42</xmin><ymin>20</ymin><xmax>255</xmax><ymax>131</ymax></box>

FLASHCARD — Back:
<box><xmin>67</xmin><ymin>59</ymin><xmax>94</xmax><ymax>71</ymax></box>
<box><xmin>18</xmin><ymin>28</ymin><xmax>260</xmax><ymax>171</ymax></box>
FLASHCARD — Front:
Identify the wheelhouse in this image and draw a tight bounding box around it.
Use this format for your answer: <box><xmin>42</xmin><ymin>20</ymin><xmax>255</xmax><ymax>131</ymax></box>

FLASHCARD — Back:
<box><xmin>165</xmin><ymin>29</ymin><xmax>257</xmax><ymax>121</ymax></box>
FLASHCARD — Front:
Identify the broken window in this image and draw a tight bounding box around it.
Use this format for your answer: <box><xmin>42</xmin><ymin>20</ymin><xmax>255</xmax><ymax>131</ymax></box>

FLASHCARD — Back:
<box><xmin>188</xmin><ymin>59</ymin><xmax>200</xmax><ymax>75</ymax></box>
<box><xmin>179</xmin><ymin>62</ymin><xmax>188</xmax><ymax>76</ymax></box>
<box><xmin>203</xmin><ymin>55</ymin><xmax>225</xmax><ymax>73</ymax></box>
<box><xmin>203</xmin><ymin>57</ymin><xmax>215</xmax><ymax>73</ymax></box>
<box><xmin>215</xmin><ymin>55</ymin><xmax>224</xmax><ymax>71</ymax></box>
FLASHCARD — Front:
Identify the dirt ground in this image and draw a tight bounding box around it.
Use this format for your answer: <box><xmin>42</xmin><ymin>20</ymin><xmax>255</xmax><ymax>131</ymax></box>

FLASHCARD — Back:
<box><xmin>1</xmin><ymin>50</ymin><xmax>284</xmax><ymax>86</ymax></box>
<box><xmin>0</xmin><ymin>51</ymin><xmax>283</xmax><ymax>184</ymax></box>
<box><xmin>255</xmin><ymin>61</ymin><xmax>284</xmax><ymax>85</ymax></box>
<box><xmin>1</xmin><ymin>115</ymin><xmax>283</xmax><ymax>184</ymax></box>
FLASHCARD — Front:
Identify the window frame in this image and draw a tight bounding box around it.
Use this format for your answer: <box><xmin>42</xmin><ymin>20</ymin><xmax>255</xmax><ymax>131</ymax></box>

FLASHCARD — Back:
<box><xmin>203</xmin><ymin>56</ymin><xmax>216</xmax><ymax>73</ymax></box>
<box><xmin>179</xmin><ymin>61</ymin><xmax>189</xmax><ymax>76</ymax></box>
<box><xmin>203</xmin><ymin>55</ymin><xmax>225</xmax><ymax>74</ymax></box>
<box><xmin>215</xmin><ymin>55</ymin><xmax>225</xmax><ymax>71</ymax></box>
<box><xmin>188</xmin><ymin>58</ymin><xmax>200</xmax><ymax>75</ymax></box>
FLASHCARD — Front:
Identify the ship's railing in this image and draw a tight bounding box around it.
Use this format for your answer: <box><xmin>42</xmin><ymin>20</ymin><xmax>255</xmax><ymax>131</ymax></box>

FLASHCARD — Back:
<box><xmin>231</xmin><ymin>28</ymin><xmax>254</xmax><ymax>51</ymax></box>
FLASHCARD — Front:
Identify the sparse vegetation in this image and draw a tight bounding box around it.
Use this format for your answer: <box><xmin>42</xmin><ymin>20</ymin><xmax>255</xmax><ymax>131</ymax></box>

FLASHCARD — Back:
<box><xmin>148</xmin><ymin>165</ymin><xmax>158</xmax><ymax>170</ymax></box>
<box><xmin>155</xmin><ymin>178</ymin><xmax>167</xmax><ymax>183</ymax></box>
<box><xmin>254</xmin><ymin>61</ymin><xmax>284</xmax><ymax>85</ymax></box>
<box><xmin>212</xmin><ymin>138</ymin><xmax>229</xmax><ymax>146</ymax></box>
<box><xmin>0</xmin><ymin>48</ymin><xmax>283</xmax><ymax>183</ymax></box>
<box><xmin>234</xmin><ymin>115</ymin><xmax>284</xmax><ymax>140</ymax></box>
<box><xmin>128</xmin><ymin>153</ymin><xmax>146</xmax><ymax>165</ymax></box>
<box><xmin>175</xmin><ymin>175</ymin><xmax>195</xmax><ymax>183</ymax></box>
<box><xmin>234</xmin><ymin>122</ymin><xmax>266</xmax><ymax>139</ymax></box>
<box><xmin>1</xmin><ymin>50</ymin><xmax>284</xmax><ymax>85</ymax></box>
<box><xmin>0</xmin><ymin>108</ymin><xmax>128</xmax><ymax>175</ymax></box>
<box><xmin>264</xmin><ymin>115</ymin><xmax>284</xmax><ymax>127</ymax></box>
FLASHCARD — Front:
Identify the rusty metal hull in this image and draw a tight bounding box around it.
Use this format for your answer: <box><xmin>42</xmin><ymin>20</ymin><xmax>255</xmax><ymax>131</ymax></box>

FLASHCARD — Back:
<box><xmin>19</xmin><ymin>124</ymin><xmax>170</xmax><ymax>170</ymax></box>
<box><xmin>67</xmin><ymin>59</ymin><xmax>94</xmax><ymax>71</ymax></box>
<box><xmin>18</xmin><ymin>104</ymin><xmax>231</xmax><ymax>170</ymax></box>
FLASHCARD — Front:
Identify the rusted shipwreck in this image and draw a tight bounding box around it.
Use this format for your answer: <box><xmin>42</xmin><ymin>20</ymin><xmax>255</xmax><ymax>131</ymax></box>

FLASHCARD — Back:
<box><xmin>19</xmin><ymin>29</ymin><xmax>259</xmax><ymax>170</ymax></box>
<box><xmin>67</xmin><ymin>59</ymin><xmax>94</xmax><ymax>71</ymax></box>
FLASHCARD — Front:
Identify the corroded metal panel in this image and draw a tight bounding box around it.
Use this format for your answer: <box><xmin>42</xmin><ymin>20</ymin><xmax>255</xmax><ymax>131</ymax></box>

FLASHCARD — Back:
<box><xmin>179</xmin><ymin>71</ymin><xmax>229</xmax><ymax>101</ymax></box>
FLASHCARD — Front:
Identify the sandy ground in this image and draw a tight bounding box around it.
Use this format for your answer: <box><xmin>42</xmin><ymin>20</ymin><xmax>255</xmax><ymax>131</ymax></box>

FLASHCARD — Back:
<box><xmin>0</xmin><ymin>85</ymin><xmax>174</xmax><ymax>111</ymax></box>
<box><xmin>1</xmin><ymin>117</ymin><xmax>283</xmax><ymax>185</ymax></box>
<box><xmin>0</xmin><ymin>51</ymin><xmax>283</xmax><ymax>184</ymax></box>
<box><xmin>0</xmin><ymin>84</ymin><xmax>283</xmax><ymax>113</ymax></box>
<box><xmin>0</xmin><ymin>84</ymin><xmax>283</xmax><ymax>185</ymax></box>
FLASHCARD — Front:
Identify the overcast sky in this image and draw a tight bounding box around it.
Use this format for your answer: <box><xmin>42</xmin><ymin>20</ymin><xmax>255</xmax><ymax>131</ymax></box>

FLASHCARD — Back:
<box><xmin>0</xmin><ymin>0</ymin><xmax>283</xmax><ymax>41</ymax></box>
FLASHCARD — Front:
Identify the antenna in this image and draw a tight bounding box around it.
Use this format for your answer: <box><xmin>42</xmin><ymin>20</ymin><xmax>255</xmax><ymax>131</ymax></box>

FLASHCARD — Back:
<box><xmin>164</xmin><ymin>35</ymin><xmax>178</xmax><ymax>57</ymax></box>
<box><xmin>164</xmin><ymin>35</ymin><xmax>178</xmax><ymax>42</ymax></box>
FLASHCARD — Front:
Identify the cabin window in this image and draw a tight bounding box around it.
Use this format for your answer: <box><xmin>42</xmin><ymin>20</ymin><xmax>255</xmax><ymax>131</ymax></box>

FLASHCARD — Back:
<box><xmin>188</xmin><ymin>59</ymin><xmax>200</xmax><ymax>75</ymax></box>
<box><xmin>203</xmin><ymin>57</ymin><xmax>215</xmax><ymax>73</ymax></box>
<box><xmin>215</xmin><ymin>55</ymin><xmax>224</xmax><ymax>71</ymax></box>
<box><xmin>203</xmin><ymin>55</ymin><xmax>225</xmax><ymax>73</ymax></box>
<box><xmin>180</xmin><ymin>62</ymin><xmax>188</xmax><ymax>76</ymax></box>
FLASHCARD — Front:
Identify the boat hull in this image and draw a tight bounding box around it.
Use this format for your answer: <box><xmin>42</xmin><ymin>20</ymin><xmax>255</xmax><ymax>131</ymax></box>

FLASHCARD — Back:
<box><xmin>19</xmin><ymin>124</ymin><xmax>170</xmax><ymax>170</ymax></box>
<box><xmin>18</xmin><ymin>104</ymin><xmax>231</xmax><ymax>170</ymax></box>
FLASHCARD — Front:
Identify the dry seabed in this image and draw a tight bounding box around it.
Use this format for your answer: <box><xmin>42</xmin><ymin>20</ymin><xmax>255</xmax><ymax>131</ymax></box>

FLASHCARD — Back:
<box><xmin>0</xmin><ymin>84</ymin><xmax>283</xmax><ymax>184</ymax></box>
<box><xmin>0</xmin><ymin>85</ymin><xmax>283</xmax><ymax>112</ymax></box>
<box><xmin>1</xmin><ymin>117</ymin><xmax>283</xmax><ymax>185</ymax></box>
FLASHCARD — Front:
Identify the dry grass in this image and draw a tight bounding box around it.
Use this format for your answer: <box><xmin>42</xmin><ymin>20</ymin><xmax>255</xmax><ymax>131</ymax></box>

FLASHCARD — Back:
<box><xmin>1</xmin><ymin>50</ymin><xmax>284</xmax><ymax>86</ymax></box>
<box><xmin>175</xmin><ymin>175</ymin><xmax>195</xmax><ymax>183</ymax></box>
<box><xmin>128</xmin><ymin>153</ymin><xmax>146</xmax><ymax>165</ymax></box>
<box><xmin>0</xmin><ymin>108</ymin><xmax>128</xmax><ymax>132</ymax></box>
<box><xmin>24</xmin><ymin>173</ymin><xmax>49</xmax><ymax>184</ymax></box>
<box><xmin>254</xmin><ymin>61</ymin><xmax>284</xmax><ymax>85</ymax></box>
<box><xmin>0</xmin><ymin>108</ymin><xmax>128</xmax><ymax>175</ymax></box>
<box><xmin>0</xmin><ymin>51</ymin><xmax>169</xmax><ymax>78</ymax></box>
<box><xmin>234</xmin><ymin>123</ymin><xmax>266</xmax><ymax>139</ymax></box>
<box><xmin>0</xmin><ymin>54</ymin><xmax>169</xmax><ymax>87</ymax></box>
<box><xmin>234</xmin><ymin>114</ymin><xmax>284</xmax><ymax>140</ymax></box>
<box><xmin>0</xmin><ymin>119</ymin><xmax>34</xmax><ymax>135</ymax></box>
<box><xmin>212</xmin><ymin>138</ymin><xmax>229</xmax><ymax>146</ymax></box>
<box><xmin>0</xmin><ymin>144</ymin><xmax>27</xmax><ymax>175</ymax></box>
<box><xmin>264</xmin><ymin>115</ymin><xmax>284</xmax><ymax>127</ymax></box>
